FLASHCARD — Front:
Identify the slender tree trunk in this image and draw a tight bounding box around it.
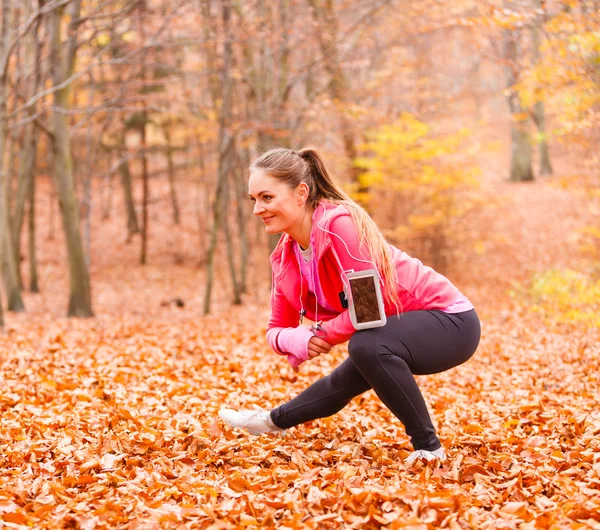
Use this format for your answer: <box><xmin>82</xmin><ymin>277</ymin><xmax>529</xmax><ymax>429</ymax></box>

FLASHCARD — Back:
<box><xmin>531</xmin><ymin>0</ymin><xmax>553</xmax><ymax>176</ymax></box>
<box><xmin>16</xmin><ymin>3</ymin><xmax>42</xmax><ymax>250</ymax></box>
<box><xmin>4</xmin><ymin>1</ymin><xmax>20</xmax><ymax>291</ymax></box>
<box><xmin>204</xmin><ymin>0</ymin><xmax>235</xmax><ymax>314</ymax></box>
<box><xmin>223</xmin><ymin>169</ymin><xmax>242</xmax><ymax>304</ymax></box>
<box><xmin>82</xmin><ymin>83</ymin><xmax>96</xmax><ymax>269</ymax></box>
<box><xmin>532</xmin><ymin>101</ymin><xmax>553</xmax><ymax>176</ymax></box>
<box><xmin>12</xmin><ymin>0</ymin><xmax>41</xmax><ymax>291</ymax></box>
<box><xmin>196</xmin><ymin>139</ymin><xmax>207</xmax><ymax>262</ymax></box>
<box><xmin>118</xmin><ymin>130</ymin><xmax>140</xmax><ymax>239</ymax></box>
<box><xmin>0</xmin><ymin>0</ymin><xmax>25</xmax><ymax>313</ymax></box>
<box><xmin>28</xmin><ymin>168</ymin><xmax>39</xmax><ymax>293</ymax></box>
<box><xmin>140</xmin><ymin>117</ymin><xmax>149</xmax><ymax>264</ymax></box>
<box><xmin>6</xmin><ymin>129</ymin><xmax>20</xmax><ymax>289</ymax></box>
<box><xmin>163</xmin><ymin>126</ymin><xmax>181</xmax><ymax>224</ymax></box>
<box><xmin>203</xmin><ymin>142</ymin><xmax>229</xmax><ymax>314</ymax></box>
<box><xmin>504</xmin><ymin>30</ymin><xmax>533</xmax><ymax>182</ymax></box>
<box><xmin>49</xmin><ymin>0</ymin><xmax>93</xmax><ymax>316</ymax></box>
<box><xmin>138</xmin><ymin>1</ymin><xmax>149</xmax><ymax>265</ymax></box>
<box><xmin>0</xmin><ymin>0</ymin><xmax>8</xmax><ymax>327</ymax></box>
<box><xmin>233</xmin><ymin>158</ymin><xmax>249</xmax><ymax>294</ymax></box>
<box><xmin>13</xmin><ymin>128</ymin><xmax>35</xmax><ymax>284</ymax></box>
<box><xmin>307</xmin><ymin>0</ymin><xmax>366</xmax><ymax>197</ymax></box>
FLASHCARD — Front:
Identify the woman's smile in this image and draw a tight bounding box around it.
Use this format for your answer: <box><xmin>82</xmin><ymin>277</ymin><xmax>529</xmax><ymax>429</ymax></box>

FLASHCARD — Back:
<box><xmin>248</xmin><ymin>167</ymin><xmax>313</xmax><ymax>248</ymax></box>
<box><xmin>249</xmin><ymin>170</ymin><xmax>300</xmax><ymax>233</ymax></box>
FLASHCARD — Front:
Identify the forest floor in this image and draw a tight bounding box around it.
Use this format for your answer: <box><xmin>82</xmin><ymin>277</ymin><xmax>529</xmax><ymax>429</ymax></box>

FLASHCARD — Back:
<box><xmin>0</xmin><ymin>155</ymin><xmax>599</xmax><ymax>529</ymax></box>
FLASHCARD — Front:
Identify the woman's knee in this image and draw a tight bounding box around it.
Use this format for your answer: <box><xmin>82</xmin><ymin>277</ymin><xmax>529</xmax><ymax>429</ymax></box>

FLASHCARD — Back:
<box><xmin>348</xmin><ymin>330</ymin><xmax>379</xmax><ymax>367</ymax></box>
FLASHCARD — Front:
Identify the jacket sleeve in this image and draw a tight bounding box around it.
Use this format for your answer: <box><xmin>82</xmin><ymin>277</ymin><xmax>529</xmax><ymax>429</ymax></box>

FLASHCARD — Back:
<box><xmin>319</xmin><ymin>215</ymin><xmax>380</xmax><ymax>346</ymax></box>
<box><xmin>275</xmin><ymin>327</ymin><xmax>313</xmax><ymax>368</ymax></box>
<box><xmin>266</xmin><ymin>270</ymin><xmax>300</xmax><ymax>355</ymax></box>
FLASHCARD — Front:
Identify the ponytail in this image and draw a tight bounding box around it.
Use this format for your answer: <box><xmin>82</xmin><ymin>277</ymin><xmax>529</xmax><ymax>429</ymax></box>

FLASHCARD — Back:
<box><xmin>297</xmin><ymin>148</ymin><xmax>348</xmax><ymax>207</ymax></box>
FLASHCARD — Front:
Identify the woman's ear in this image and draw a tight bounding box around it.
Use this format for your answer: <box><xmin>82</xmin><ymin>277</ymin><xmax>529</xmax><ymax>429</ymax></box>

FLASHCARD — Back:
<box><xmin>296</xmin><ymin>182</ymin><xmax>310</xmax><ymax>205</ymax></box>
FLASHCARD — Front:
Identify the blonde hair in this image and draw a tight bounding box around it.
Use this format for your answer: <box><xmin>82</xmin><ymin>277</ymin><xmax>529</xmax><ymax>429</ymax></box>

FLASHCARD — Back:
<box><xmin>251</xmin><ymin>147</ymin><xmax>401</xmax><ymax>311</ymax></box>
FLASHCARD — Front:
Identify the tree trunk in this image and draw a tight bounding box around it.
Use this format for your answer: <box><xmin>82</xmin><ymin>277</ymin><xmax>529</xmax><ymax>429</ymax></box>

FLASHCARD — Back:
<box><xmin>532</xmin><ymin>100</ymin><xmax>553</xmax><ymax>176</ymax></box>
<box><xmin>504</xmin><ymin>30</ymin><xmax>533</xmax><ymax>182</ymax></box>
<box><xmin>49</xmin><ymin>0</ymin><xmax>93</xmax><ymax>317</ymax></box>
<box><xmin>140</xmin><ymin>117</ymin><xmax>149</xmax><ymax>265</ymax></box>
<box><xmin>15</xmin><ymin>7</ymin><xmax>42</xmax><ymax>253</ymax></box>
<box><xmin>1</xmin><ymin>207</ymin><xmax>24</xmax><ymax>311</ymax></box>
<box><xmin>12</xmin><ymin>0</ymin><xmax>41</xmax><ymax>292</ymax></box>
<box><xmin>6</xmin><ymin>129</ymin><xmax>20</xmax><ymax>289</ymax></box>
<box><xmin>138</xmin><ymin>1</ymin><xmax>149</xmax><ymax>265</ymax></box>
<box><xmin>233</xmin><ymin>156</ymin><xmax>249</xmax><ymax>294</ymax></box>
<box><xmin>204</xmin><ymin>0</ymin><xmax>235</xmax><ymax>314</ymax></box>
<box><xmin>163</xmin><ymin>126</ymin><xmax>181</xmax><ymax>225</ymax></box>
<box><xmin>118</xmin><ymin>130</ymin><xmax>140</xmax><ymax>239</ymax></box>
<box><xmin>196</xmin><ymin>138</ymin><xmax>208</xmax><ymax>262</ymax></box>
<box><xmin>531</xmin><ymin>0</ymin><xmax>553</xmax><ymax>176</ymax></box>
<box><xmin>203</xmin><ymin>172</ymin><xmax>223</xmax><ymax>315</ymax></box>
<box><xmin>5</xmin><ymin>12</ymin><xmax>19</xmax><ymax>288</ymax></box>
<box><xmin>13</xmin><ymin>128</ymin><xmax>35</xmax><ymax>285</ymax></box>
<box><xmin>223</xmin><ymin>168</ymin><xmax>242</xmax><ymax>305</ymax></box>
<box><xmin>101</xmin><ymin>154</ymin><xmax>113</xmax><ymax>220</ymax></box>
<box><xmin>82</xmin><ymin>89</ymin><xmax>96</xmax><ymax>270</ymax></box>
<box><xmin>0</xmin><ymin>0</ymin><xmax>25</xmax><ymax>313</ymax></box>
<box><xmin>28</xmin><ymin>167</ymin><xmax>39</xmax><ymax>293</ymax></box>
<box><xmin>307</xmin><ymin>0</ymin><xmax>366</xmax><ymax>196</ymax></box>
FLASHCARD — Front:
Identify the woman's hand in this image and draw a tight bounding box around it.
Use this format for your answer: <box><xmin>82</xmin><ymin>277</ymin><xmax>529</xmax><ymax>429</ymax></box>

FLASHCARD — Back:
<box><xmin>307</xmin><ymin>336</ymin><xmax>333</xmax><ymax>359</ymax></box>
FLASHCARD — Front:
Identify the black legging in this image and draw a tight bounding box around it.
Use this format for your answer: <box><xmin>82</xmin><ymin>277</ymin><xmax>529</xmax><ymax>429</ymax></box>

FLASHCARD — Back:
<box><xmin>270</xmin><ymin>309</ymin><xmax>481</xmax><ymax>451</ymax></box>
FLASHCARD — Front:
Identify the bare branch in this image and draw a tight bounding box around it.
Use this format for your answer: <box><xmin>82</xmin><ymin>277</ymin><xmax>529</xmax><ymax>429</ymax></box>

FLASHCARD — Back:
<box><xmin>9</xmin><ymin>0</ymin><xmax>188</xmax><ymax>118</ymax></box>
<box><xmin>1</xmin><ymin>0</ymin><xmax>72</xmax><ymax>79</ymax></box>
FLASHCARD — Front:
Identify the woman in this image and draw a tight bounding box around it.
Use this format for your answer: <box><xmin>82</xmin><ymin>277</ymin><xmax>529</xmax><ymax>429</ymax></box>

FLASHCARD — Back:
<box><xmin>219</xmin><ymin>147</ymin><xmax>481</xmax><ymax>464</ymax></box>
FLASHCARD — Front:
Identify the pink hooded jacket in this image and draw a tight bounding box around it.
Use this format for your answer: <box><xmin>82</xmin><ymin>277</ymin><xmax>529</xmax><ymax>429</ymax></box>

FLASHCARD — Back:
<box><xmin>266</xmin><ymin>200</ymin><xmax>464</xmax><ymax>363</ymax></box>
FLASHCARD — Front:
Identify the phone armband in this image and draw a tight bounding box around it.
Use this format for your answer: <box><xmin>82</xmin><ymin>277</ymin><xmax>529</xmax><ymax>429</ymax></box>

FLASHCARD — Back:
<box><xmin>345</xmin><ymin>269</ymin><xmax>387</xmax><ymax>330</ymax></box>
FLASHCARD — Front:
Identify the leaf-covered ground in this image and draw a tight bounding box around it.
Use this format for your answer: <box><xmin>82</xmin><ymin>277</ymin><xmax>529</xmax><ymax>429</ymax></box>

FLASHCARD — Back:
<box><xmin>1</xmin><ymin>176</ymin><xmax>599</xmax><ymax>529</ymax></box>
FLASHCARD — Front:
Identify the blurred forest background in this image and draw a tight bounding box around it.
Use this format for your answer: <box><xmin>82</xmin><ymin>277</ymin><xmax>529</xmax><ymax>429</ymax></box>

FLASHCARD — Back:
<box><xmin>0</xmin><ymin>0</ymin><xmax>598</xmax><ymax>322</ymax></box>
<box><xmin>1</xmin><ymin>1</ymin><xmax>600</xmax><ymax>527</ymax></box>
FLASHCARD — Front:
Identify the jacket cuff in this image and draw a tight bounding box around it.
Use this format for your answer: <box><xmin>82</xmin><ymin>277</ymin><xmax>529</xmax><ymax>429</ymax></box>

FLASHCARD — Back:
<box><xmin>277</xmin><ymin>327</ymin><xmax>313</xmax><ymax>363</ymax></box>
<box><xmin>319</xmin><ymin>312</ymin><xmax>355</xmax><ymax>346</ymax></box>
<box><xmin>266</xmin><ymin>327</ymin><xmax>287</xmax><ymax>355</ymax></box>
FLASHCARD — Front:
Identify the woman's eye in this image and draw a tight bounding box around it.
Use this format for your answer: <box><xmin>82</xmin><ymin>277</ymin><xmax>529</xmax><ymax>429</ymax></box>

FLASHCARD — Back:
<box><xmin>263</xmin><ymin>196</ymin><xmax>272</xmax><ymax>202</ymax></box>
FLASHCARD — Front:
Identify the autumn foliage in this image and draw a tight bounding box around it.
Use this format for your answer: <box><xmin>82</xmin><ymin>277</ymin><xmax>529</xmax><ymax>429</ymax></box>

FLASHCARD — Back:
<box><xmin>1</xmin><ymin>173</ymin><xmax>599</xmax><ymax>529</ymax></box>
<box><xmin>1</xmin><ymin>0</ymin><xmax>600</xmax><ymax>527</ymax></box>
<box><xmin>355</xmin><ymin>114</ymin><xmax>479</xmax><ymax>270</ymax></box>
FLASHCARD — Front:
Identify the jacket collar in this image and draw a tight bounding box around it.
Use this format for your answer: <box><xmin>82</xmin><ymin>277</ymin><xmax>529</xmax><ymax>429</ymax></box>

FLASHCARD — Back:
<box><xmin>271</xmin><ymin>200</ymin><xmax>346</xmax><ymax>264</ymax></box>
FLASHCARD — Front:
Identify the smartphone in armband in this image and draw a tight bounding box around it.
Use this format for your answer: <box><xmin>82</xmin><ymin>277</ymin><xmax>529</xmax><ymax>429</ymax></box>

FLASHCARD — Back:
<box><xmin>345</xmin><ymin>269</ymin><xmax>387</xmax><ymax>330</ymax></box>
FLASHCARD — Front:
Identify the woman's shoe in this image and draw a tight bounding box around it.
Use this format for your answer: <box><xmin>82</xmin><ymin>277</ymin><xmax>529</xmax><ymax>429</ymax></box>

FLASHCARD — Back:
<box><xmin>218</xmin><ymin>408</ymin><xmax>286</xmax><ymax>435</ymax></box>
<box><xmin>405</xmin><ymin>447</ymin><xmax>446</xmax><ymax>464</ymax></box>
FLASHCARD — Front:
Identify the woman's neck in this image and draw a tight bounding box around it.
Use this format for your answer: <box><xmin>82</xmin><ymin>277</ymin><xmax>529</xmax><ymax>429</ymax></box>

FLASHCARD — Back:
<box><xmin>287</xmin><ymin>206</ymin><xmax>314</xmax><ymax>249</ymax></box>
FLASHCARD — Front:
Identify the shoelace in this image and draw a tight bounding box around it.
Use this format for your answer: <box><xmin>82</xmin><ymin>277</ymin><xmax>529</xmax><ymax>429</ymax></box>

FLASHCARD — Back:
<box><xmin>240</xmin><ymin>409</ymin><xmax>267</xmax><ymax>426</ymax></box>
<box><xmin>405</xmin><ymin>449</ymin><xmax>442</xmax><ymax>464</ymax></box>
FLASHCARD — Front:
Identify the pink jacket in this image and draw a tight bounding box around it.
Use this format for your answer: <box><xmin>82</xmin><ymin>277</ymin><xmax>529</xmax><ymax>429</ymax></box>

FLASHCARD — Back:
<box><xmin>266</xmin><ymin>200</ymin><xmax>462</xmax><ymax>356</ymax></box>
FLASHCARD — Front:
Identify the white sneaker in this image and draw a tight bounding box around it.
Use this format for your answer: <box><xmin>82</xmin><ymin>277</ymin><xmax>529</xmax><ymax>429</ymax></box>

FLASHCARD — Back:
<box><xmin>218</xmin><ymin>408</ymin><xmax>285</xmax><ymax>435</ymax></box>
<box><xmin>405</xmin><ymin>447</ymin><xmax>446</xmax><ymax>465</ymax></box>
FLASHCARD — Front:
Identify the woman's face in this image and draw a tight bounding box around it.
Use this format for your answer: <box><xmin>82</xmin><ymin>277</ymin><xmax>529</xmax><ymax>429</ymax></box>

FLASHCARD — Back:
<box><xmin>248</xmin><ymin>169</ymin><xmax>308</xmax><ymax>235</ymax></box>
